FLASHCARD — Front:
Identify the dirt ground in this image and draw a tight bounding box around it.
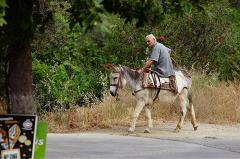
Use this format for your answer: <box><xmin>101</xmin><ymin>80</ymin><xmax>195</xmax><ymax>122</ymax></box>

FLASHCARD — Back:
<box><xmin>95</xmin><ymin>121</ymin><xmax>240</xmax><ymax>139</ymax></box>
<box><xmin>91</xmin><ymin>121</ymin><xmax>240</xmax><ymax>153</ymax></box>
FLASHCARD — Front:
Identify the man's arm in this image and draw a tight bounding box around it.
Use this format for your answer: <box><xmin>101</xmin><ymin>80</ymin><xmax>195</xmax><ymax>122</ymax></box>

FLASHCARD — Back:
<box><xmin>140</xmin><ymin>60</ymin><xmax>155</xmax><ymax>73</ymax></box>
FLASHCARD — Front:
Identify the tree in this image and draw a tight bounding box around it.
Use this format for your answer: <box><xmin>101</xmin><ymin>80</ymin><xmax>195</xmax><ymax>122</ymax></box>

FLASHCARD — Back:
<box><xmin>0</xmin><ymin>0</ymin><xmax>210</xmax><ymax>114</ymax></box>
<box><xmin>4</xmin><ymin>1</ymin><xmax>35</xmax><ymax>114</ymax></box>
<box><xmin>67</xmin><ymin>0</ymin><xmax>206</xmax><ymax>29</ymax></box>
<box><xmin>0</xmin><ymin>0</ymin><xmax>48</xmax><ymax>114</ymax></box>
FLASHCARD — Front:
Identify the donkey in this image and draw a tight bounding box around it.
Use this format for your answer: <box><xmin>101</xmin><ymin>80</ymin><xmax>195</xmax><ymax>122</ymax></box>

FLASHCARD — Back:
<box><xmin>105</xmin><ymin>64</ymin><xmax>198</xmax><ymax>133</ymax></box>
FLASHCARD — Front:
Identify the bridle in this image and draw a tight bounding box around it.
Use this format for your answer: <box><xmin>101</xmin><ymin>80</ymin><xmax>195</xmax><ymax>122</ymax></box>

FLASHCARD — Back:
<box><xmin>110</xmin><ymin>70</ymin><xmax>123</xmax><ymax>100</ymax></box>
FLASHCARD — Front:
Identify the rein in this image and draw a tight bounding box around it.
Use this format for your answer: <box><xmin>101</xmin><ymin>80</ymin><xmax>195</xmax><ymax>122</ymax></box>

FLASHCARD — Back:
<box><xmin>153</xmin><ymin>73</ymin><xmax>161</xmax><ymax>101</ymax></box>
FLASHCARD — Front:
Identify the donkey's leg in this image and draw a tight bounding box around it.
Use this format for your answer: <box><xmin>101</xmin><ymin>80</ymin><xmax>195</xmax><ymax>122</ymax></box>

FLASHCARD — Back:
<box><xmin>187</xmin><ymin>90</ymin><xmax>198</xmax><ymax>131</ymax></box>
<box><xmin>175</xmin><ymin>88</ymin><xmax>188</xmax><ymax>133</ymax></box>
<box><xmin>189</xmin><ymin>104</ymin><xmax>198</xmax><ymax>131</ymax></box>
<box><xmin>144</xmin><ymin>106</ymin><xmax>153</xmax><ymax>133</ymax></box>
<box><xmin>128</xmin><ymin>101</ymin><xmax>145</xmax><ymax>133</ymax></box>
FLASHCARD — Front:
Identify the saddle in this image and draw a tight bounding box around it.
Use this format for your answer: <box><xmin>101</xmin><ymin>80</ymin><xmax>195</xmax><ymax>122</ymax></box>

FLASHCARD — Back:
<box><xmin>142</xmin><ymin>71</ymin><xmax>178</xmax><ymax>94</ymax></box>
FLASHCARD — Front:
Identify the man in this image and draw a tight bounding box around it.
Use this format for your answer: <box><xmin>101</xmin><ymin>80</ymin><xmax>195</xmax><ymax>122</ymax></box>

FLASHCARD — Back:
<box><xmin>140</xmin><ymin>34</ymin><xmax>177</xmax><ymax>93</ymax></box>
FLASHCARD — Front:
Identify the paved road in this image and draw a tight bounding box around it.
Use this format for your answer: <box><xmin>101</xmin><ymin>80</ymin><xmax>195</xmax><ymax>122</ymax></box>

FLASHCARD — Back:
<box><xmin>45</xmin><ymin>133</ymin><xmax>240</xmax><ymax>159</ymax></box>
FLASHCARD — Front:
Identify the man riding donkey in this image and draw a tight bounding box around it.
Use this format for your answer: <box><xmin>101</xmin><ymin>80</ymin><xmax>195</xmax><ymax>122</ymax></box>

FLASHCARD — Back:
<box><xmin>104</xmin><ymin>34</ymin><xmax>197</xmax><ymax>133</ymax></box>
<box><xmin>138</xmin><ymin>34</ymin><xmax>178</xmax><ymax>94</ymax></box>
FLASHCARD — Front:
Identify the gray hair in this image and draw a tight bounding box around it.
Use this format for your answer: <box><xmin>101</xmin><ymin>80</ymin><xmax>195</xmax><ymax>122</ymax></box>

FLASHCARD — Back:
<box><xmin>146</xmin><ymin>34</ymin><xmax>157</xmax><ymax>42</ymax></box>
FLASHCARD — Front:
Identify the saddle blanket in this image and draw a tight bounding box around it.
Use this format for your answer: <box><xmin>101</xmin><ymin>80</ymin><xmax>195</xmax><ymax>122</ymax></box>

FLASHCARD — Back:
<box><xmin>143</xmin><ymin>72</ymin><xmax>168</xmax><ymax>88</ymax></box>
<box><xmin>142</xmin><ymin>71</ymin><xmax>190</xmax><ymax>93</ymax></box>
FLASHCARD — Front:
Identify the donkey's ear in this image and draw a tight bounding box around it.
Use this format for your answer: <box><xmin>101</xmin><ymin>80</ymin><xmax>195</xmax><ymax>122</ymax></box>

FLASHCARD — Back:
<box><xmin>102</xmin><ymin>64</ymin><xmax>117</xmax><ymax>71</ymax></box>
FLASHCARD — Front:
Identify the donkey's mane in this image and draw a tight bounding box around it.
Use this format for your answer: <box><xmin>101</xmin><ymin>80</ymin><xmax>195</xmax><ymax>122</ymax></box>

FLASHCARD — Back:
<box><xmin>121</xmin><ymin>66</ymin><xmax>142</xmax><ymax>81</ymax></box>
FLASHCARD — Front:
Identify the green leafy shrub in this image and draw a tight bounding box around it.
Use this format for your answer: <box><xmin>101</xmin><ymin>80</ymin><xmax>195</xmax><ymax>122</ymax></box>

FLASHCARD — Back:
<box><xmin>33</xmin><ymin>59</ymin><xmax>107</xmax><ymax>111</ymax></box>
<box><xmin>32</xmin><ymin>5</ymin><xmax>108</xmax><ymax>111</ymax></box>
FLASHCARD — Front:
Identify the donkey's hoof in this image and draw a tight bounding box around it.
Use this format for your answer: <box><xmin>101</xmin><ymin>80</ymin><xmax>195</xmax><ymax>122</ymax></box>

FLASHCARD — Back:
<box><xmin>194</xmin><ymin>126</ymin><xmax>198</xmax><ymax>131</ymax></box>
<box><xmin>128</xmin><ymin>127</ymin><xmax>135</xmax><ymax>133</ymax></box>
<box><xmin>174</xmin><ymin>128</ymin><xmax>180</xmax><ymax>133</ymax></box>
<box><xmin>144</xmin><ymin>128</ymin><xmax>151</xmax><ymax>134</ymax></box>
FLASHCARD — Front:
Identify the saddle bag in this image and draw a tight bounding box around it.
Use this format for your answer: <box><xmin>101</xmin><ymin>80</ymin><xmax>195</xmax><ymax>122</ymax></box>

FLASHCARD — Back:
<box><xmin>142</xmin><ymin>71</ymin><xmax>178</xmax><ymax>94</ymax></box>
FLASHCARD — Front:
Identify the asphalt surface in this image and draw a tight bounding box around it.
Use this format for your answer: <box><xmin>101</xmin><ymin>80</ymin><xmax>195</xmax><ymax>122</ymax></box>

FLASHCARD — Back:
<box><xmin>45</xmin><ymin>133</ymin><xmax>240</xmax><ymax>159</ymax></box>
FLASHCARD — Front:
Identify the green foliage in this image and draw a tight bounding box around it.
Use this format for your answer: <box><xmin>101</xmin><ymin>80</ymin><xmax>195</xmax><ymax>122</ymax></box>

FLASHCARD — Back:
<box><xmin>67</xmin><ymin>0</ymin><xmax>106</xmax><ymax>31</ymax></box>
<box><xmin>33</xmin><ymin>59</ymin><xmax>104</xmax><ymax>111</ymax></box>
<box><xmin>67</xmin><ymin>0</ymin><xmax>209</xmax><ymax>31</ymax></box>
<box><xmin>0</xmin><ymin>0</ymin><xmax>7</xmax><ymax>26</ymax></box>
<box><xmin>101</xmin><ymin>0</ymin><xmax>164</xmax><ymax>27</ymax></box>
<box><xmin>102</xmin><ymin>0</ymin><xmax>240</xmax><ymax>82</ymax></box>
<box><xmin>30</xmin><ymin>0</ymin><xmax>240</xmax><ymax>111</ymax></box>
<box><xmin>215</xmin><ymin>7</ymin><xmax>240</xmax><ymax>81</ymax></box>
<box><xmin>2</xmin><ymin>0</ymin><xmax>240</xmax><ymax>113</ymax></box>
<box><xmin>216</xmin><ymin>50</ymin><xmax>240</xmax><ymax>81</ymax></box>
<box><xmin>166</xmin><ymin>11</ymin><xmax>230</xmax><ymax>70</ymax></box>
<box><xmin>101</xmin><ymin>17</ymin><xmax>147</xmax><ymax>68</ymax></box>
<box><xmin>32</xmin><ymin>4</ymin><xmax>109</xmax><ymax>110</ymax></box>
<box><xmin>154</xmin><ymin>0</ymin><xmax>240</xmax><ymax>77</ymax></box>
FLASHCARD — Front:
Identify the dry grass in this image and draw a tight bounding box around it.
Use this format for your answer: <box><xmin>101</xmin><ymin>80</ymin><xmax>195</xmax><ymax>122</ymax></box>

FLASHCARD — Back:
<box><xmin>42</xmin><ymin>77</ymin><xmax>240</xmax><ymax>132</ymax></box>
<box><xmin>41</xmin><ymin>95</ymin><xmax>135</xmax><ymax>132</ymax></box>
<box><xmin>1</xmin><ymin>73</ymin><xmax>240</xmax><ymax>132</ymax></box>
<box><xmin>192</xmin><ymin>83</ymin><xmax>240</xmax><ymax>124</ymax></box>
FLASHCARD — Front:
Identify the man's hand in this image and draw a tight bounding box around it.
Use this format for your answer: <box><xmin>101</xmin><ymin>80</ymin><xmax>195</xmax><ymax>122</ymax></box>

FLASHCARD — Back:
<box><xmin>142</xmin><ymin>60</ymin><xmax>154</xmax><ymax>72</ymax></box>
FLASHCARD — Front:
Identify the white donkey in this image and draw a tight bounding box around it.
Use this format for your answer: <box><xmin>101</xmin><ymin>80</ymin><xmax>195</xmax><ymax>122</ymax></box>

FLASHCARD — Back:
<box><xmin>105</xmin><ymin>64</ymin><xmax>198</xmax><ymax>133</ymax></box>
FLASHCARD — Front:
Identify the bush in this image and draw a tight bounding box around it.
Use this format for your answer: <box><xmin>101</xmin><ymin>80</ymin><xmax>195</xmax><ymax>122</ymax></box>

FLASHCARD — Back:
<box><xmin>33</xmin><ymin>59</ymin><xmax>107</xmax><ymax>111</ymax></box>
<box><xmin>32</xmin><ymin>6</ymin><xmax>108</xmax><ymax>111</ymax></box>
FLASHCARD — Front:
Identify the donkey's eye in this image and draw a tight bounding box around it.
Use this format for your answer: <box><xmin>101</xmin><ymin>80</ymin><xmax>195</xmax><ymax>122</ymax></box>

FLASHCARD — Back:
<box><xmin>113</xmin><ymin>77</ymin><xmax>118</xmax><ymax>80</ymax></box>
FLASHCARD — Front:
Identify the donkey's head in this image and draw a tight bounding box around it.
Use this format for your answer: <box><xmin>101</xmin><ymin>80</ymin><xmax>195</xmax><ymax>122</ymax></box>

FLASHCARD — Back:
<box><xmin>104</xmin><ymin>64</ymin><xmax>127</xmax><ymax>97</ymax></box>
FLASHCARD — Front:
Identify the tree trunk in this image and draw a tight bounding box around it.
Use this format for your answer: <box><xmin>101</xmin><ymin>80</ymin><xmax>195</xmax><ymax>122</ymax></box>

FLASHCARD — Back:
<box><xmin>8</xmin><ymin>41</ymin><xmax>36</xmax><ymax>114</ymax></box>
<box><xmin>5</xmin><ymin>0</ymin><xmax>36</xmax><ymax>114</ymax></box>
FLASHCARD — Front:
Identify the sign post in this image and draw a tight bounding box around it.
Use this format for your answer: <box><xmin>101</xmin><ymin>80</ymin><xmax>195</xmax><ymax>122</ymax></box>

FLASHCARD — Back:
<box><xmin>34</xmin><ymin>121</ymin><xmax>48</xmax><ymax>159</ymax></box>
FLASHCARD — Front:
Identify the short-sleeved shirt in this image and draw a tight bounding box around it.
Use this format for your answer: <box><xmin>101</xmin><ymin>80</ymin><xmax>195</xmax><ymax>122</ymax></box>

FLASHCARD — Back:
<box><xmin>149</xmin><ymin>42</ymin><xmax>175</xmax><ymax>77</ymax></box>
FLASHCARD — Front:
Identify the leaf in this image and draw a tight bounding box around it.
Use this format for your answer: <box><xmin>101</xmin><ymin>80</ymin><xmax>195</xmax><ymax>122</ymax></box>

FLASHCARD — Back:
<box><xmin>0</xmin><ymin>0</ymin><xmax>7</xmax><ymax>26</ymax></box>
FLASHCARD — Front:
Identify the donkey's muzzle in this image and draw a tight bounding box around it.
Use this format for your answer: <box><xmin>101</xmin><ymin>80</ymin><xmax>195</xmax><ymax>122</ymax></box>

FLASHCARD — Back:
<box><xmin>110</xmin><ymin>84</ymin><xmax>118</xmax><ymax>96</ymax></box>
<box><xmin>110</xmin><ymin>91</ymin><xmax>117</xmax><ymax>96</ymax></box>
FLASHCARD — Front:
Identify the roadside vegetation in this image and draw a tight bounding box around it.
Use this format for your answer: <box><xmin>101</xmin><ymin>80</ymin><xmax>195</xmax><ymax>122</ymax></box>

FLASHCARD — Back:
<box><xmin>0</xmin><ymin>0</ymin><xmax>240</xmax><ymax>132</ymax></box>
<box><xmin>39</xmin><ymin>74</ymin><xmax>240</xmax><ymax>133</ymax></box>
